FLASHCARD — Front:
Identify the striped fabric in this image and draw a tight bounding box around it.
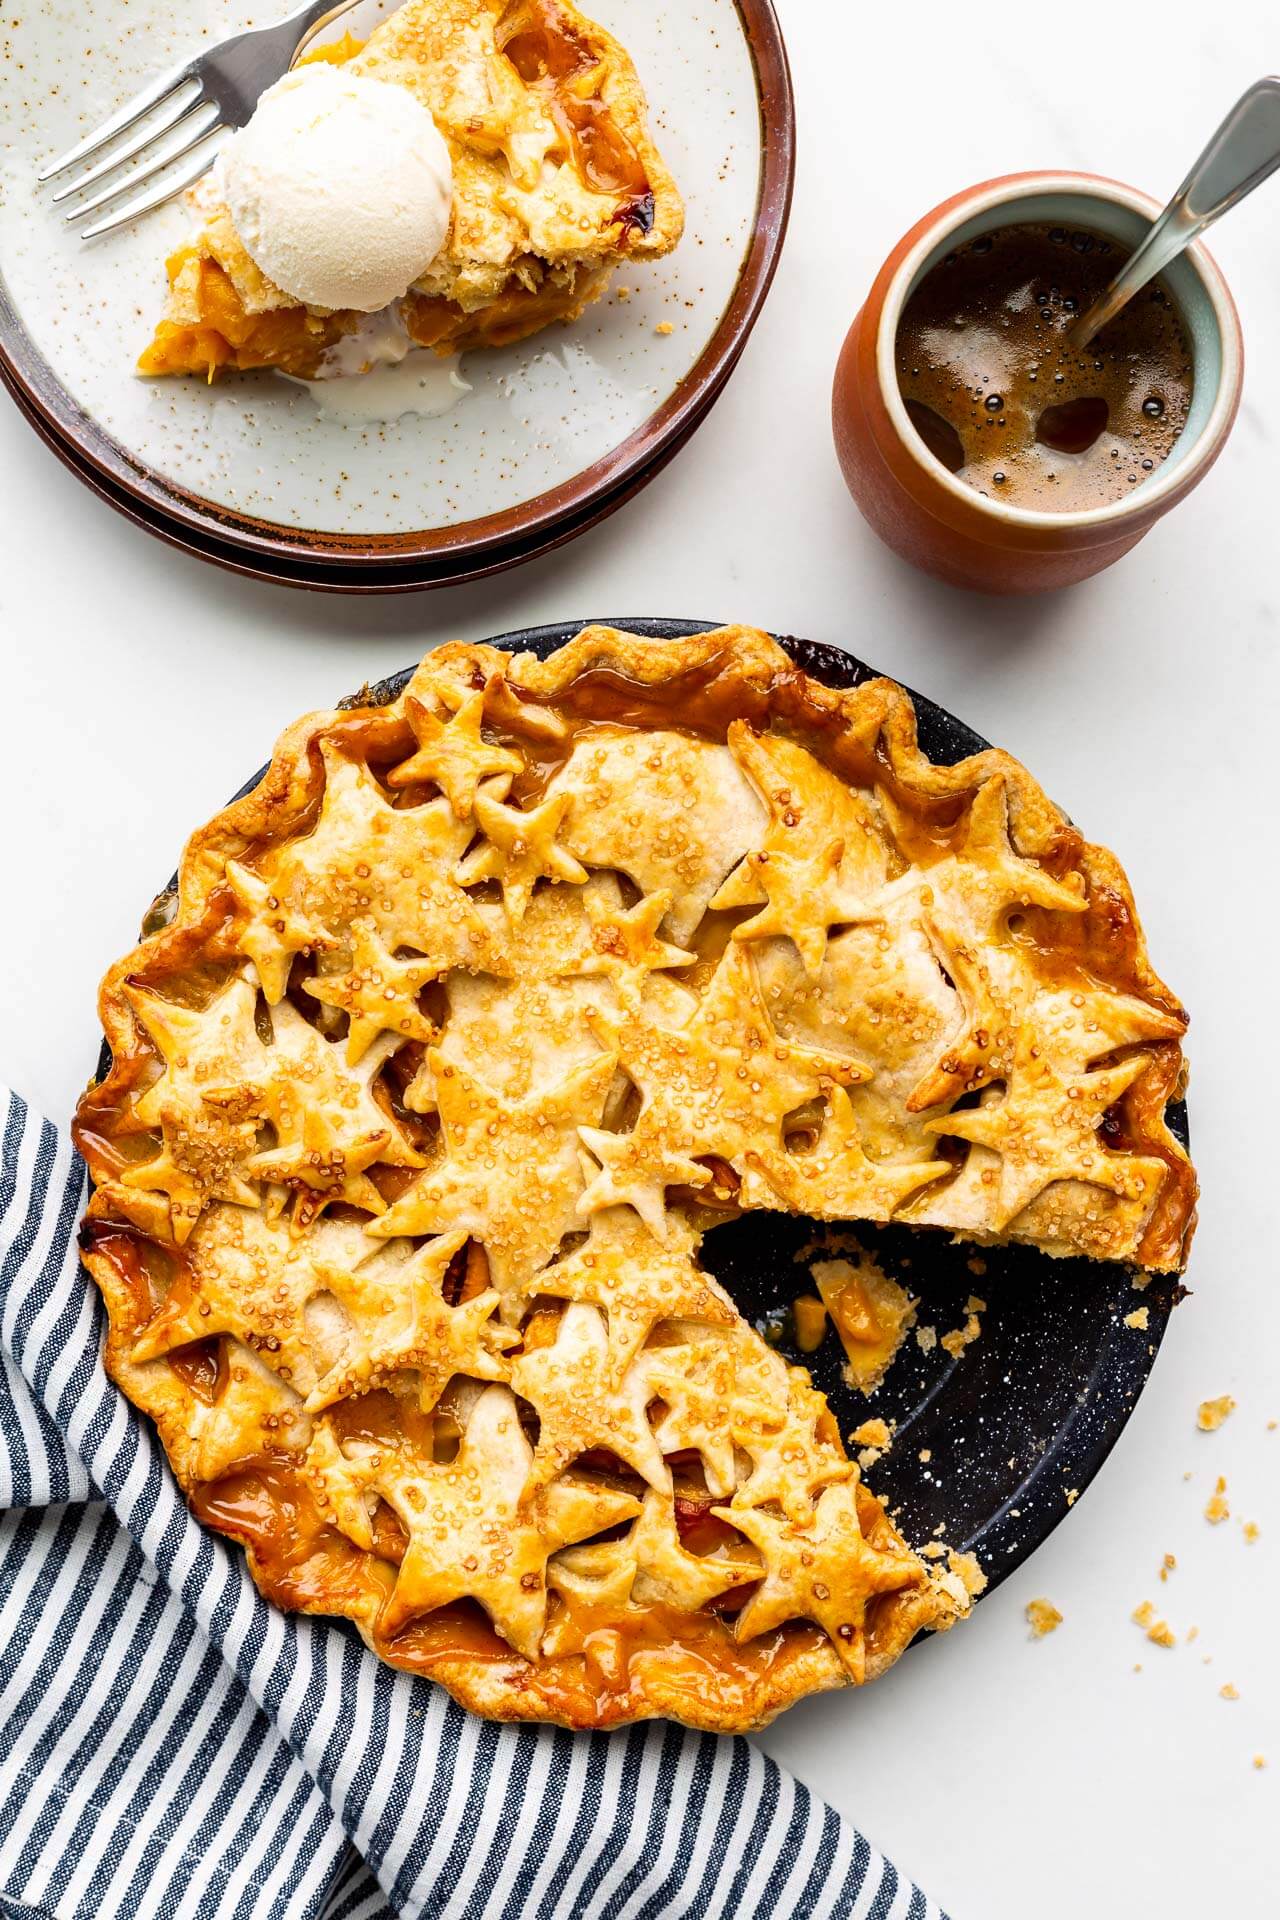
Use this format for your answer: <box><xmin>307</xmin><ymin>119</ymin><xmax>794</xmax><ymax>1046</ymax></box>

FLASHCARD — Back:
<box><xmin>0</xmin><ymin>1090</ymin><xmax>948</xmax><ymax>1920</ymax></box>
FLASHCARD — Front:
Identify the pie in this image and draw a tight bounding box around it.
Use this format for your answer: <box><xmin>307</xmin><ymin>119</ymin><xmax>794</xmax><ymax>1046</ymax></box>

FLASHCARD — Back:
<box><xmin>139</xmin><ymin>0</ymin><xmax>683</xmax><ymax>380</ymax></box>
<box><xmin>74</xmin><ymin>625</ymin><xmax>1196</xmax><ymax>1732</ymax></box>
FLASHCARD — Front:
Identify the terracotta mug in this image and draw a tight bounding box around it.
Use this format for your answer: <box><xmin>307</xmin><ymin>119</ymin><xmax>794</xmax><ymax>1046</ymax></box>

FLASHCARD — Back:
<box><xmin>831</xmin><ymin>171</ymin><xmax>1243</xmax><ymax>594</ymax></box>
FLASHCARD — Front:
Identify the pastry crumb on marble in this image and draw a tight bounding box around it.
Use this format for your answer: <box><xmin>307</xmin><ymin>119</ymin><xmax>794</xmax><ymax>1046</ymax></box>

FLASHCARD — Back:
<box><xmin>1026</xmin><ymin>1597</ymin><xmax>1062</xmax><ymax>1637</ymax></box>
<box><xmin>1205</xmin><ymin>1476</ymin><xmax>1231</xmax><ymax>1524</ymax></box>
<box><xmin>1197</xmin><ymin>1394</ymin><xmax>1236</xmax><ymax>1432</ymax></box>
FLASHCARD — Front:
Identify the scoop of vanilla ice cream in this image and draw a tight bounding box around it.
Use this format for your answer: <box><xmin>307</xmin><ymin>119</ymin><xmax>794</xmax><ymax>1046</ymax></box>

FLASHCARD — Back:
<box><xmin>221</xmin><ymin>64</ymin><xmax>452</xmax><ymax>313</ymax></box>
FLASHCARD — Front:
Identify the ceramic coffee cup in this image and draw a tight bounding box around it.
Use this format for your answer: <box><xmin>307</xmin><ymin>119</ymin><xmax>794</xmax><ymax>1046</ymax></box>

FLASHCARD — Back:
<box><xmin>831</xmin><ymin>171</ymin><xmax>1243</xmax><ymax>594</ymax></box>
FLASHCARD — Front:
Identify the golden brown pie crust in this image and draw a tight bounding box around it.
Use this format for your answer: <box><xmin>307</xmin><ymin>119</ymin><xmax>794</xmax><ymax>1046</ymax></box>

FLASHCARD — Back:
<box><xmin>74</xmin><ymin>626</ymin><xmax>1195</xmax><ymax>1731</ymax></box>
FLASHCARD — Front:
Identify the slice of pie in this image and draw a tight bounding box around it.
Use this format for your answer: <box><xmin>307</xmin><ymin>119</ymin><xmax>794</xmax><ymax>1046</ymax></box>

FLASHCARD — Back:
<box><xmin>74</xmin><ymin>626</ymin><xmax>1194</xmax><ymax>1732</ymax></box>
<box><xmin>139</xmin><ymin>0</ymin><xmax>683</xmax><ymax>380</ymax></box>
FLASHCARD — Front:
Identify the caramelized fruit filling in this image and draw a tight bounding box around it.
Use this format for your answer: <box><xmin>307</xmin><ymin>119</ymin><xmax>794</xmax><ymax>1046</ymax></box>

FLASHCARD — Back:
<box><xmin>498</xmin><ymin>0</ymin><xmax>651</xmax><ymax>207</ymax></box>
<box><xmin>137</xmin><ymin>257</ymin><xmax>357</xmax><ymax>379</ymax></box>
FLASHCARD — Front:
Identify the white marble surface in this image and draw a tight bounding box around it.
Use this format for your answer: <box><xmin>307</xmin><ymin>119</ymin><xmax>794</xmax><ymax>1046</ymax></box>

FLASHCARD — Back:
<box><xmin>1</xmin><ymin>1</ymin><xmax>1276</xmax><ymax>1915</ymax></box>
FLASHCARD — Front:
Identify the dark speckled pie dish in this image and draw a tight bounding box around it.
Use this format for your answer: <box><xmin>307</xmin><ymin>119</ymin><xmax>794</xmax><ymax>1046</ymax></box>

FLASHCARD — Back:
<box><xmin>0</xmin><ymin>0</ymin><xmax>792</xmax><ymax>591</ymax></box>
<box><xmin>100</xmin><ymin>620</ymin><xmax>1191</xmax><ymax>1599</ymax></box>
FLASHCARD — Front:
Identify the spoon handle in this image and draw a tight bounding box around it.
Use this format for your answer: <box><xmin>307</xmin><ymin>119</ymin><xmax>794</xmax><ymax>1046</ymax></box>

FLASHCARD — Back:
<box><xmin>1071</xmin><ymin>75</ymin><xmax>1280</xmax><ymax>346</ymax></box>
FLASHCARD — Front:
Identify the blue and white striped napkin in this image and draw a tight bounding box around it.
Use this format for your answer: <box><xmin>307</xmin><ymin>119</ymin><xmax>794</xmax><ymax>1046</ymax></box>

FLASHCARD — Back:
<box><xmin>0</xmin><ymin>1090</ymin><xmax>949</xmax><ymax>1920</ymax></box>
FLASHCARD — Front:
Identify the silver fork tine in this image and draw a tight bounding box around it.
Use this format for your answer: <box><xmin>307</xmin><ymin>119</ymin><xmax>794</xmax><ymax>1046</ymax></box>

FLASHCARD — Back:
<box><xmin>50</xmin><ymin>84</ymin><xmax>206</xmax><ymax>203</ymax></box>
<box><xmin>64</xmin><ymin>104</ymin><xmax>223</xmax><ymax>221</ymax></box>
<box><xmin>37</xmin><ymin>57</ymin><xmax>199</xmax><ymax>182</ymax></box>
<box><xmin>80</xmin><ymin>147</ymin><xmax>223</xmax><ymax>241</ymax></box>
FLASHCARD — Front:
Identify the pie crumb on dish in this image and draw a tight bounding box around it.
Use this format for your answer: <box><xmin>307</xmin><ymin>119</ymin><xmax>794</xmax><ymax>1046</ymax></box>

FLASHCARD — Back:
<box><xmin>809</xmin><ymin>1252</ymin><xmax>915</xmax><ymax>1393</ymax></box>
<box><xmin>849</xmin><ymin>1417</ymin><xmax>893</xmax><ymax>1471</ymax></box>
<box><xmin>940</xmin><ymin>1301</ymin><xmax>984</xmax><ymax>1360</ymax></box>
<box><xmin>74</xmin><ymin>624</ymin><xmax>1196</xmax><ymax>1732</ymax></box>
<box><xmin>1197</xmin><ymin>1394</ymin><xmax>1236</xmax><ymax>1432</ymax></box>
<box><xmin>946</xmin><ymin>1549</ymin><xmax>987</xmax><ymax>1599</ymax></box>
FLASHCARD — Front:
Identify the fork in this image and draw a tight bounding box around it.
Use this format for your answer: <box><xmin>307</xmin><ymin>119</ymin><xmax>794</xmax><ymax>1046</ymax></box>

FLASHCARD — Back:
<box><xmin>37</xmin><ymin>0</ymin><xmax>364</xmax><ymax>241</ymax></box>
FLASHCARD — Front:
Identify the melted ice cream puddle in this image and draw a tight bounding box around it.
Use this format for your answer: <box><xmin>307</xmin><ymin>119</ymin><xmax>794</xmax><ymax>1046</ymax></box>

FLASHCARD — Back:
<box><xmin>298</xmin><ymin>351</ymin><xmax>470</xmax><ymax>425</ymax></box>
<box><xmin>284</xmin><ymin>305</ymin><xmax>471</xmax><ymax>426</ymax></box>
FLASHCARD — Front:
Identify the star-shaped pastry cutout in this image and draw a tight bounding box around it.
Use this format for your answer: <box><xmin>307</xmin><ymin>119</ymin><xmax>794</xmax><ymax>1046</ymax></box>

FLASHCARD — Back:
<box><xmin>714</xmin><ymin>841</ymin><xmax>881</xmax><ymax>980</ymax></box>
<box><xmin>305</xmin><ymin>1227</ymin><xmax>517</xmax><ymax>1412</ymax></box>
<box><xmin>189</xmin><ymin>1340</ymin><xmax>304</xmax><ymax>1484</ymax></box>
<box><xmin>883</xmin><ymin>773</ymin><xmax>1087</xmax><ymax>933</ymax></box>
<box><xmin>367</xmin><ymin>1047</ymin><xmax>618</xmax><ymax>1312</ymax></box>
<box><xmin>246</xmin><ymin>1113</ymin><xmax>393</xmax><ymax>1231</ymax></box>
<box><xmin>510</xmin><ymin>1303</ymin><xmax>668</xmax><ymax>1489</ymax></box>
<box><xmin>303</xmin><ymin>922</ymin><xmax>441</xmax><ymax>1064</ymax></box>
<box><xmin>731</xmin><ymin>1382</ymin><xmax>852</xmax><ymax>1523</ymax></box>
<box><xmin>535</xmin><ymin>1210</ymin><xmax>733</xmax><ymax>1377</ymax></box>
<box><xmin>370</xmin><ymin>1385</ymin><xmax>641</xmax><ymax>1653</ymax></box>
<box><xmin>387</xmin><ymin>690</ymin><xmax>524</xmax><ymax>819</ymax></box>
<box><xmin>574</xmin><ymin>1123</ymin><xmax>711</xmax><ymax>1243</ymax></box>
<box><xmin>130</xmin><ymin>1208</ymin><xmax>398</xmax><ymax>1399</ymax></box>
<box><xmin>399</xmin><ymin>655</ymin><xmax>568</xmax><ymax>746</ymax></box>
<box><xmin>456</xmin><ymin>782</ymin><xmax>589</xmax><ymax>923</ymax></box>
<box><xmin>717</xmin><ymin>1476</ymin><xmax>924</xmax><ymax>1681</ymax></box>
<box><xmin>576</xmin><ymin>888</ymin><xmax>695</xmax><ymax>1007</ymax></box>
<box><xmin>478</xmin><ymin>670</ymin><xmax>568</xmax><ymax>744</ymax></box>
<box><xmin>875</xmin><ymin>774</ymin><xmax>1090</xmax><ymax>1115</ymax></box>
<box><xmin>225</xmin><ymin>860</ymin><xmax>336</xmax><ymax>1005</ymax></box>
<box><xmin>577</xmin><ymin>943</ymin><xmax>865</xmax><ymax>1238</ymax></box>
<box><xmin>246</xmin><ymin>745</ymin><xmax>488</xmax><ymax>980</ymax></box>
<box><xmin>906</xmin><ymin>912</ymin><xmax>1025</xmax><ymax>1112</ymax></box>
<box><xmin>549</xmin><ymin>1491</ymin><xmax>760</xmax><ymax>1618</ymax></box>
<box><xmin>118</xmin><ymin>980</ymin><xmax>426</xmax><ymax>1243</ymax></box>
<box><xmin>628</xmin><ymin>1491</ymin><xmax>762</xmax><ymax>1611</ymax></box>
<box><xmin>747</xmin><ymin>1084</ymin><xmax>949</xmax><ymax>1223</ymax></box>
<box><xmin>641</xmin><ymin>1339</ymin><xmax>739</xmax><ymax>1498</ymax></box>
<box><xmin>119</xmin><ymin>1104</ymin><xmax>262</xmax><ymax>1244</ymax></box>
<box><xmin>126</xmin><ymin>973</ymin><xmax>271</xmax><ymax>1130</ymax></box>
<box><xmin>927</xmin><ymin>987</ymin><xmax>1183</xmax><ymax>1228</ymax></box>
<box><xmin>546</xmin><ymin>727</ymin><xmax>769</xmax><ymax>944</ymax></box>
<box><xmin>305</xmin><ymin>1422</ymin><xmax>388</xmax><ymax>1553</ymax></box>
<box><xmin>250</xmin><ymin>1001</ymin><xmax>423</xmax><ymax>1164</ymax></box>
<box><xmin>712</xmin><ymin>721</ymin><xmax>890</xmax><ymax>977</ymax></box>
<box><xmin>725</xmin><ymin>1413</ymin><xmax>855</xmax><ymax>1512</ymax></box>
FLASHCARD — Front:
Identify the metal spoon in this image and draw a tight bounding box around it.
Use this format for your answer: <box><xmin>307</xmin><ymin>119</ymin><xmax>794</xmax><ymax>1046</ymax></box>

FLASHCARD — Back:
<box><xmin>1068</xmin><ymin>76</ymin><xmax>1280</xmax><ymax>348</ymax></box>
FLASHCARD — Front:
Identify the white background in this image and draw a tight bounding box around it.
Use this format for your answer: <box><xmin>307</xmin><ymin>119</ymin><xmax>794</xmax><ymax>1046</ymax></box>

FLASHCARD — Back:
<box><xmin>1</xmin><ymin>2</ymin><xmax>1277</xmax><ymax>1915</ymax></box>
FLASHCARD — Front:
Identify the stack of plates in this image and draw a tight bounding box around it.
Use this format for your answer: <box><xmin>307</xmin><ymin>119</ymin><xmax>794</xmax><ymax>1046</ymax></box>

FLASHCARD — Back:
<box><xmin>0</xmin><ymin>0</ymin><xmax>793</xmax><ymax>592</ymax></box>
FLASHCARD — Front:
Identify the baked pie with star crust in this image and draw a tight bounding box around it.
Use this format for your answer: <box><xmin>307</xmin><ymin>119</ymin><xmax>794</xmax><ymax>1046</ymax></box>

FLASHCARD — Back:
<box><xmin>75</xmin><ymin>625</ymin><xmax>1195</xmax><ymax>1731</ymax></box>
<box><xmin>140</xmin><ymin>0</ymin><xmax>682</xmax><ymax>380</ymax></box>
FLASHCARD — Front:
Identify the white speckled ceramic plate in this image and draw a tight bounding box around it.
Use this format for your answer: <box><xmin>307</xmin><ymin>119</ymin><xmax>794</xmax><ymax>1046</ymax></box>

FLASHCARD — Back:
<box><xmin>0</xmin><ymin>0</ymin><xmax>792</xmax><ymax>585</ymax></box>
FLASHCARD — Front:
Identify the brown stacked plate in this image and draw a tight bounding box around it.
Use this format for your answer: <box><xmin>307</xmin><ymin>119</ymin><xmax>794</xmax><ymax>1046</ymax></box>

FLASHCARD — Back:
<box><xmin>0</xmin><ymin>0</ymin><xmax>793</xmax><ymax>591</ymax></box>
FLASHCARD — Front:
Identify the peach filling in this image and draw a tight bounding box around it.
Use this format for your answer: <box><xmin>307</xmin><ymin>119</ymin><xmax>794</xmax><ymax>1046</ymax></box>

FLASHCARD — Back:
<box><xmin>138</xmin><ymin>253</ymin><xmax>611</xmax><ymax>379</ymax></box>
